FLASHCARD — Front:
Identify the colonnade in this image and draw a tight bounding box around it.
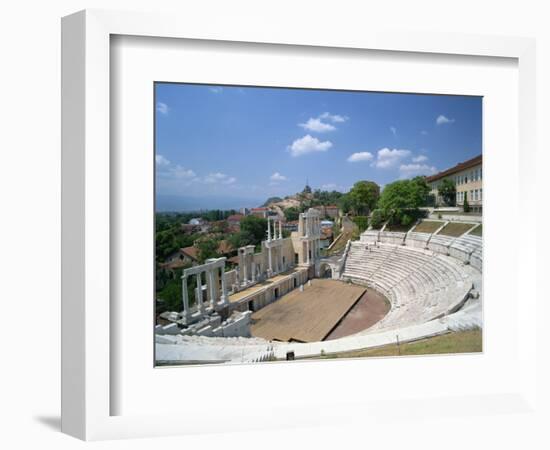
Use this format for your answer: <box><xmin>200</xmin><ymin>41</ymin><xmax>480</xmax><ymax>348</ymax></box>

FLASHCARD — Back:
<box><xmin>181</xmin><ymin>257</ymin><xmax>228</xmax><ymax>323</ymax></box>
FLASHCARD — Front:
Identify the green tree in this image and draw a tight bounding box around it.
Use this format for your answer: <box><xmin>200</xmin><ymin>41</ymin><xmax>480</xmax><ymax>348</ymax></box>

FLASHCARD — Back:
<box><xmin>378</xmin><ymin>177</ymin><xmax>429</xmax><ymax>225</ymax></box>
<box><xmin>338</xmin><ymin>194</ymin><xmax>353</xmax><ymax>214</ymax></box>
<box><xmin>197</xmin><ymin>238</ymin><xmax>219</xmax><ymax>262</ymax></box>
<box><xmin>240</xmin><ymin>215</ymin><xmax>268</xmax><ymax>245</ymax></box>
<box><xmin>352</xmin><ymin>216</ymin><xmax>369</xmax><ymax>232</ymax></box>
<box><xmin>370</xmin><ymin>209</ymin><xmax>385</xmax><ymax>229</ymax></box>
<box><xmin>284</xmin><ymin>207</ymin><xmax>300</xmax><ymax>222</ymax></box>
<box><xmin>463</xmin><ymin>194</ymin><xmax>471</xmax><ymax>212</ymax></box>
<box><xmin>439</xmin><ymin>179</ymin><xmax>456</xmax><ymax>206</ymax></box>
<box><xmin>348</xmin><ymin>181</ymin><xmax>380</xmax><ymax>215</ymax></box>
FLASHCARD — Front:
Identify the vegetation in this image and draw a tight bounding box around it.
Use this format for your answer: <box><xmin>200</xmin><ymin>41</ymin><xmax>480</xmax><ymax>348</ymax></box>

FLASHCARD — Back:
<box><xmin>413</xmin><ymin>220</ymin><xmax>445</xmax><ymax>234</ymax></box>
<box><xmin>262</xmin><ymin>196</ymin><xmax>283</xmax><ymax>207</ymax></box>
<box><xmin>226</xmin><ymin>215</ymin><xmax>268</xmax><ymax>250</ymax></box>
<box><xmin>346</xmin><ymin>180</ymin><xmax>380</xmax><ymax>215</ymax></box>
<box><xmin>469</xmin><ymin>224</ymin><xmax>483</xmax><ymax>236</ymax></box>
<box><xmin>296</xmin><ymin>188</ymin><xmax>344</xmax><ymax>212</ymax></box>
<box><xmin>369</xmin><ymin>209</ymin><xmax>386</xmax><ymax>229</ymax></box>
<box><xmin>463</xmin><ymin>195</ymin><xmax>471</xmax><ymax>212</ymax></box>
<box><xmin>439</xmin><ymin>179</ymin><xmax>456</xmax><ymax>206</ymax></box>
<box><xmin>352</xmin><ymin>216</ymin><xmax>369</xmax><ymax>232</ymax></box>
<box><xmin>377</xmin><ymin>176</ymin><xmax>430</xmax><ymax>226</ymax></box>
<box><xmin>438</xmin><ymin>222</ymin><xmax>476</xmax><ymax>237</ymax></box>
<box><xmin>283</xmin><ymin>206</ymin><xmax>300</xmax><ymax>222</ymax></box>
<box><xmin>196</xmin><ymin>238</ymin><xmax>219</xmax><ymax>262</ymax></box>
<box><xmin>308</xmin><ymin>329</ymin><xmax>482</xmax><ymax>359</ymax></box>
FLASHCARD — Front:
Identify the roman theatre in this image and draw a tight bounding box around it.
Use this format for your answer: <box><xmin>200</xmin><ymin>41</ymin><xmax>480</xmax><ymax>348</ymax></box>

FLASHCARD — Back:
<box><xmin>156</xmin><ymin>208</ymin><xmax>483</xmax><ymax>364</ymax></box>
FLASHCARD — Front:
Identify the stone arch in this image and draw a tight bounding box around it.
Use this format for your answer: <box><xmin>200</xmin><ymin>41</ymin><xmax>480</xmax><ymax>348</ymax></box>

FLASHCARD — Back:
<box><xmin>318</xmin><ymin>262</ymin><xmax>333</xmax><ymax>279</ymax></box>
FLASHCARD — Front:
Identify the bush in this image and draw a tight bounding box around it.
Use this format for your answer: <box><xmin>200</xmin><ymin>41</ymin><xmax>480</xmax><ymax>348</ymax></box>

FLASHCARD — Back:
<box><xmin>370</xmin><ymin>209</ymin><xmax>385</xmax><ymax>229</ymax></box>
<box><xmin>352</xmin><ymin>215</ymin><xmax>369</xmax><ymax>232</ymax></box>
<box><xmin>400</xmin><ymin>213</ymin><xmax>414</xmax><ymax>227</ymax></box>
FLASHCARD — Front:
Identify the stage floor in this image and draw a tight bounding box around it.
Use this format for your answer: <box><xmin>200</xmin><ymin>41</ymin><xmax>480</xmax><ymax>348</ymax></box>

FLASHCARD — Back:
<box><xmin>250</xmin><ymin>279</ymin><xmax>366</xmax><ymax>343</ymax></box>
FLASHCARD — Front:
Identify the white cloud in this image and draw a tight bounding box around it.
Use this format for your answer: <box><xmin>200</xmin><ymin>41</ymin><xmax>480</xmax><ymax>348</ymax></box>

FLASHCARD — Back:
<box><xmin>156</xmin><ymin>102</ymin><xmax>169</xmax><ymax>115</ymax></box>
<box><xmin>436</xmin><ymin>114</ymin><xmax>455</xmax><ymax>125</ymax></box>
<box><xmin>204</xmin><ymin>172</ymin><xmax>236</xmax><ymax>184</ymax></box>
<box><xmin>270</xmin><ymin>172</ymin><xmax>287</xmax><ymax>181</ymax></box>
<box><xmin>209</xmin><ymin>87</ymin><xmax>223</xmax><ymax>94</ymax></box>
<box><xmin>288</xmin><ymin>135</ymin><xmax>333</xmax><ymax>157</ymax></box>
<box><xmin>399</xmin><ymin>163</ymin><xmax>437</xmax><ymax>178</ymax></box>
<box><xmin>347</xmin><ymin>151</ymin><xmax>374</xmax><ymax>163</ymax></box>
<box><xmin>298</xmin><ymin>112</ymin><xmax>347</xmax><ymax>132</ymax></box>
<box><xmin>171</xmin><ymin>166</ymin><xmax>197</xmax><ymax>179</ymax></box>
<box><xmin>299</xmin><ymin>117</ymin><xmax>336</xmax><ymax>133</ymax></box>
<box><xmin>421</xmin><ymin>130</ymin><xmax>428</xmax><ymax>135</ymax></box>
<box><xmin>390</xmin><ymin>126</ymin><xmax>397</xmax><ymax>137</ymax></box>
<box><xmin>320</xmin><ymin>112</ymin><xmax>348</xmax><ymax>123</ymax></box>
<box><xmin>155</xmin><ymin>155</ymin><xmax>196</xmax><ymax>180</ymax></box>
<box><xmin>155</xmin><ymin>154</ymin><xmax>171</xmax><ymax>166</ymax></box>
<box><xmin>412</xmin><ymin>155</ymin><xmax>428</xmax><ymax>163</ymax></box>
<box><xmin>372</xmin><ymin>148</ymin><xmax>411</xmax><ymax>169</ymax></box>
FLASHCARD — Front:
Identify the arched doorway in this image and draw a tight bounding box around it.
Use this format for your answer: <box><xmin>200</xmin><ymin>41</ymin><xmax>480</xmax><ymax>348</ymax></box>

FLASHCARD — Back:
<box><xmin>319</xmin><ymin>263</ymin><xmax>332</xmax><ymax>279</ymax></box>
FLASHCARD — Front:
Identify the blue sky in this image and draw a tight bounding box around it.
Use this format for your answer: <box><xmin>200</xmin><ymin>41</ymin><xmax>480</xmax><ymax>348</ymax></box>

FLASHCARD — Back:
<box><xmin>155</xmin><ymin>83</ymin><xmax>482</xmax><ymax>211</ymax></box>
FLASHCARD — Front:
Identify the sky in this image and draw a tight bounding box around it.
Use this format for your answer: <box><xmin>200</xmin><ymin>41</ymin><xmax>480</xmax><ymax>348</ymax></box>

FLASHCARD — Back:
<box><xmin>155</xmin><ymin>83</ymin><xmax>482</xmax><ymax>211</ymax></box>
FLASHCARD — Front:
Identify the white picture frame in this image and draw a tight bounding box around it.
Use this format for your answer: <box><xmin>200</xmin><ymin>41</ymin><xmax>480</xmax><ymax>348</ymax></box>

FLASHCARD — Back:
<box><xmin>61</xmin><ymin>9</ymin><xmax>537</xmax><ymax>441</ymax></box>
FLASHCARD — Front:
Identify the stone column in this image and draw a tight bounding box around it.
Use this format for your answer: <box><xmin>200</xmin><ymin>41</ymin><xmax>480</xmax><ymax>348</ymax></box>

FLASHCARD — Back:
<box><xmin>243</xmin><ymin>257</ymin><xmax>248</xmax><ymax>285</ymax></box>
<box><xmin>306</xmin><ymin>240</ymin><xmax>310</xmax><ymax>264</ymax></box>
<box><xmin>196</xmin><ymin>273</ymin><xmax>205</xmax><ymax>314</ymax></box>
<box><xmin>181</xmin><ymin>276</ymin><xmax>191</xmax><ymax>322</ymax></box>
<box><xmin>268</xmin><ymin>246</ymin><xmax>273</xmax><ymax>277</ymax></box>
<box><xmin>208</xmin><ymin>269</ymin><xmax>216</xmax><ymax>307</ymax></box>
<box><xmin>279</xmin><ymin>219</ymin><xmax>282</xmax><ymax>240</ymax></box>
<box><xmin>251</xmin><ymin>261</ymin><xmax>256</xmax><ymax>282</ymax></box>
<box><xmin>267</xmin><ymin>218</ymin><xmax>272</xmax><ymax>241</ymax></box>
<box><xmin>220</xmin><ymin>268</ymin><xmax>228</xmax><ymax>305</ymax></box>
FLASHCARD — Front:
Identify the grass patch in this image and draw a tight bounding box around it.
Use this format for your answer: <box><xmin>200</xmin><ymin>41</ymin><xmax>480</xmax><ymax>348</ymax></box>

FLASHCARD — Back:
<box><xmin>413</xmin><ymin>220</ymin><xmax>444</xmax><ymax>233</ymax></box>
<box><xmin>311</xmin><ymin>329</ymin><xmax>482</xmax><ymax>359</ymax></box>
<box><xmin>385</xmin><ymin>223</ymin><xmax>413</xmax><ymax>232</ymax></box>
<box><xmin>469</xmin><ymin>224</ymin><xmax>483</xmax><ymax>236</ymax></box>
<box><xmin>438</xmin><ymin>222</ymin><xmax>476</xmax><ymax>237</ymax></box>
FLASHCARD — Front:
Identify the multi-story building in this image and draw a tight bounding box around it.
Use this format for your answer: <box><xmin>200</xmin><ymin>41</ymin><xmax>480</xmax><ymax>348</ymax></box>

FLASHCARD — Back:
<box><xmin>426</xmin><ymin>154</ymin><xmax>483</xmax><ymax>213</ymax></box>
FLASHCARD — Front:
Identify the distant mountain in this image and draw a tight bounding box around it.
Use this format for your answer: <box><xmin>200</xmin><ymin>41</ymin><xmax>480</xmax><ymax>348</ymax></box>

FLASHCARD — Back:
<box><xmin>156</xmin><ymin>195</ymin><xmax>265</xmax><ymax>212</ymax></box>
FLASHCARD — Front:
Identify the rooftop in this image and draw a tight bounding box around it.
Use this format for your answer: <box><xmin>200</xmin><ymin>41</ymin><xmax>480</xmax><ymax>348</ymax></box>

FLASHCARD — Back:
<box><xmin>425</xmin><ymin>154</ymin><xmax>482</xmax><ymax>183</ymax></box>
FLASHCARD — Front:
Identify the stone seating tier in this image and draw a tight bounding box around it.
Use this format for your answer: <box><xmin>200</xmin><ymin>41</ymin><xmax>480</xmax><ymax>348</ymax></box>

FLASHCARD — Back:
<box><xmin>343</xmin><ymin>242</ymin><xmax>476</xmax><ymax>332</ymax></box>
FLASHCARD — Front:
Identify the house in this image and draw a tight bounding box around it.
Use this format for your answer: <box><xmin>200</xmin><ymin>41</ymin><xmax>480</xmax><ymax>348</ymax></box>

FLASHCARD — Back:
<box><xmin>250</xmin><ymin>207</ymin><xmax>269</xmax><ymax>218</ymax></box>
<box><xmin>426</xmin><ymin>154</ymin><xmax>482</xmax><ymax>212</ymax></box>
<box><xmin>161</xmin><ymin>246</ymin><xmax>199</xmax><ymax>270</ymax></box>
<box><xmin>188</xmin><ymin>217</ymin><xmax>205</xmax><ymax>226</ymax></box>
<box><xmin>187</xmin><ymin>217</ymin><xmax>211</xmax><ymax>232</ymax></box>
<box><xmin>324</xmin><ymin>205</ymin><xmax>340</xmax><ymax>219</ymax></box>
<box><xmin>226</xmin><ymin>213</ymin><xmax>245</xmax><ymax>232</ymax></box>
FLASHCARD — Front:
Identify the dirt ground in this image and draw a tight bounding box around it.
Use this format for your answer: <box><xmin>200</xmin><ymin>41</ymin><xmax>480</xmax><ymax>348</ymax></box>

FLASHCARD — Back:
<box><xmin>324</xmin><ymin>289</ymin><xmax>390</xmax><ymax>340</ymax></box>
<box><xmin>250</xmin><ymin>279</ymin><xmax>365</xmax><ymax>342</ymax></box>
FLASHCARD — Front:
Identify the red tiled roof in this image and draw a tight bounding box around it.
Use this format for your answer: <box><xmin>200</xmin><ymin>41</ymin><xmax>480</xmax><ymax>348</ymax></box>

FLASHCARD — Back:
<box><xmin>251</xmin><ymin>207</ymin><xmax>268</xmax><ymax>211</ymax></box>
<box><xmin>425</xmin><ymin>154</ymin><xmax>482</xmax><ymax>182</ymax></box>
<box><xmin>217</xmin><ymin>240</ymin><xmax>234</xmax><ymax>254</ymax></box>
<box><xmin>180</xmin><ymin>246</ymin><xmax>199</xmax><ymax>260</ymax></box>
<box><xmin>227</xmin><ymin>214</ymin><xmax>244</xmax><ymax>222</ymax></box>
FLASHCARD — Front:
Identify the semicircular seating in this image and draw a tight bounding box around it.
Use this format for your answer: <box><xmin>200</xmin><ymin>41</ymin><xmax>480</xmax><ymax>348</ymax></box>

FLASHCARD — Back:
<box><xmin>342</xmin><ymin>238</ymin><xmax>481</xmax><ymax>333</ymax></box>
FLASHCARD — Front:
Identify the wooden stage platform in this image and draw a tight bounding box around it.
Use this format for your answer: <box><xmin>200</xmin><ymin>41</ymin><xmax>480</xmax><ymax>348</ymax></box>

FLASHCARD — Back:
<box><xmin>250</xmin><ymin>279</ymin><xmax>366</xmax><ymax>343</ymax></box>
